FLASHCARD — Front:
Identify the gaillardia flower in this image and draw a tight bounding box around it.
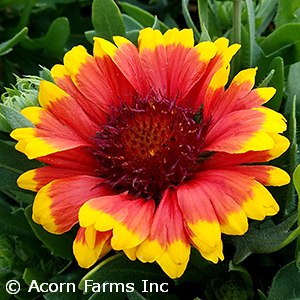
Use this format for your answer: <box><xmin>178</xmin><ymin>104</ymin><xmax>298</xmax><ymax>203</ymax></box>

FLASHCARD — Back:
<box><xmin>11</xmin><ymin>28</ymin><xmax>290</xmax><ymax>278</ymax></box>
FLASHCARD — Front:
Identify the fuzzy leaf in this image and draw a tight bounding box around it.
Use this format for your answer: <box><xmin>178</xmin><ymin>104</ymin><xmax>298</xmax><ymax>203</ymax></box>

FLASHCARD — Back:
<box><xmin>228</xmin><ymin>215</ymin><xmax>299</xmax><ymax>264</ymax></box>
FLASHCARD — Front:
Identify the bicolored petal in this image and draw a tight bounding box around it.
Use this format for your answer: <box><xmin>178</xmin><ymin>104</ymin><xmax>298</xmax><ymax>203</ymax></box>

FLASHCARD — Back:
<box><xmin>222</xmin><ymin>68</ymin><xmax>276</xmax><ymax>112</ymax></box>
<box><xmin>79</xmin><ymin>194</ymin><xmax>155</xmax><ymax>250</ymax></box>
<box><xmin>73</xmin><ymin>227</ymin><xmax>111</xmax><ymax>268</ymax></box>
<box><xmin>198</xmin><ymin>168</ymin><xmax>279</xmax><ymax>221</ymax></box>
<box><xmin>111</xmin><ymin>201</ymin><xmax>155</xmax><ymax>250</ymax></box>
<box><xmin>238</xmin><ymin>87</ymin><xmax>277</xmax><ymax>109</ymax></box>
<box><xmin>11</xmin><ymin>126</ymin><xmax>90</xmax><ymax>159</ymax></box>
<box><xmin>63</xmin><ymin>45</ymin><xmax>134</xmax><ymax>119</ymax></box>
<box><xmin>37</xmin><ymin>147</ymin><xmax>97</xmax><ymax>169</ymax></box>
<box><xmin>204</xmin><ymin>109</ymin><xmax>276</xmax><ymax>154</ymax></box>
<box><xmin>203</xmin><ymin>186</ymin><xmax>249</xmax><ymax>235</ymax></box>
<box><xmin>38</xmin><ymin>80</ymin><xmax>99</xmax><ymax>137</ymax></box>
<box><xmin>186</xmin><ymin>38</ymin><xmax>240</xmax><ymax>109</ymax></box>
<box><xmin>136</xmin><ymin>188</ymin><xmax>190</xmax><ymax>279</ymax></box>
<box><xmin>242</xmin><ymin>180</ymin><xmax>280</xmax><ymax>219</ymax></box>
<box><xmin>11</xmin><ymin>85</ymin><xmax>98</xmax><ymax>159</ymax></box>
<box><xmin>96</xmin><ymin>28</ymin><xmax>217</xmax><ymax>105</ymax></box>
<box><xmin>253</xmin><ymin>107</ymin><xmax>287</xmax><ymax>133</ymax></box>
<box><xmin>138</xmin><ymin>28</ymin><xmax>217</xmax><ymax>102</ymax></box>
<box><xmin>138</xmin><ymin>28</ymin><xmax>172</xmax><ymax>98</ymax></box>
<box><xmin>165</xmin><ymin>31</ymin><xmax>217</xmax><ymax>102</ymax></box>
<box><xmin>176</xmin><ymin>180</ymin><xmax>224</xmax><ymax>263</ymax></box>
<box><xmin>201</xmin><ymin>134</ymin><xmax>290</xmax><ymax>170</ymax></box>
<box><xmin>203</xmin><ymin>68</ymin><xmax>257</xmax><ymax>120</ymax></box>
<box><xmin>33</xmin><ymin>176</ymin><xmax>112</xmax><ymax>234</ymax></box>
<box><xmin>51</xmin><ymin>64</ymin><xmax>107</xmax><ymax>124</ymax></box>
<box><xmin>17</xmin><ymin>165</ymin><xmax>96</xmax><ymax>192</ymax></box>
<box><xmin>233</xmin><ymin>165</ymin><xmax>290</xmax><ymax>186</ymax></box>
<box><xmin>93</xmin><ymin>38</ymin><xmax>135</xmax><ymax>107</ymax></box>
<box><xmin>17</xmin><ymin>143</ymin><xmax>99</xmax><ymax>191</ymax></box>
<box><xmin>94</xmin><ymin>36</ymin><xmax>150</xmax><ymax>98</ymax></box>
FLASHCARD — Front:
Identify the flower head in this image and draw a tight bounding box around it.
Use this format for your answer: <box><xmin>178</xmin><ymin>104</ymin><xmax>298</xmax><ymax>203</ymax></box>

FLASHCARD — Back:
<box><xmin>11</xmin><ymin>28</ymin><xmax>290</xmax><ymax>278</ymax></box>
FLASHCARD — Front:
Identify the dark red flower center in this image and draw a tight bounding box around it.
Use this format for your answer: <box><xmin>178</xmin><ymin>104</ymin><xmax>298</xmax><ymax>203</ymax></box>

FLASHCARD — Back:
<box><xmin>94</xmin><ymin>97</ymin><xmax>209</xmax><ymax>201</ymax></box>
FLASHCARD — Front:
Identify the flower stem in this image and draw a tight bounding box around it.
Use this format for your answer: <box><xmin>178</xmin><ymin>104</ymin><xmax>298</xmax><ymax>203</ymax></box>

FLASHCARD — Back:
<box><xmin>232</xmin><ymin>0</ymin><xmax>242</xmax><ymax>73</ymax></box>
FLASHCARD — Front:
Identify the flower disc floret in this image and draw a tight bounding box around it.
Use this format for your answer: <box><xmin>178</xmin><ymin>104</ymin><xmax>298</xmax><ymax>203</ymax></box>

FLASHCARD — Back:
<box><xmin>94</xmin><ymin>97</ymin><xmax>207</xmax><ymax>200</ymax></box>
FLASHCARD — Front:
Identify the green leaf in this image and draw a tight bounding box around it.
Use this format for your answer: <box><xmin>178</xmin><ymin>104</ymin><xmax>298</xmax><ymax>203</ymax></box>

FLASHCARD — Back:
<box><xmin>197</xmin><ymin>0</ymin><xmax>210</xmax><ymax>41</ymax></box>
<box><xmin>294</xmin><ymin>165</ymin><xmax>300</xmax><ymax>203</ymax></box>
<box><xmin>0</xmin><ymin>287</ymin><xmax>11</xmax><ymax>300</ymax></box>
<box><xmin>127</xmin><ymin>290</ymin><xmax>147</xmax><ymax>300</ymax></box>
<box><xmin>255</xmin><ymin>0</ymin><xmax>278</xmax><ymax>36</ymax></box>
<box><xmin>92</xmin><ymin>0</ymin><xmax>126</xmax><ymax>42</ymax></box>
<box><xmin>42</xmin><ymin>17</ymin><xmax>70</xmax><ymax>58</ymax></box>
<box><xmin>0</xmin><ymin>113</ymin><xmax>11</xmax><ymax>133</ymax></box>
<box><xmin>5</xmin><ymin>189</ymin><xmax>35</xmax><ymax>205</ymax></box>
<box><xmin>0</xmin><ymin>27</ymin><xmax>28</xmax><ymax>56</ymax></box>
<box><xmin>285</xmin><ymin>61</ymin><xmax>300</xmax><ymax>115</ymax></box>
<box><xmin>244</xmin><ymin>0</ymin><xmax>261</xmax><ymax>67</ymax></box>
<box><xmin>24</xmin><ymin>205</ymin><xmax>74</xmax><ymax>260</ymax></box>
<box><xmin>0</xmin><ymin>235</ymin><xmax>16</xmax><ymax>270</ymax></box>
<box><xmin>84</xmin><ymin>30</ymin><xmax>98</xmax><ymax>44</ymax></box>
<box><xmin>268</xmin><ymin>261</ymin><xmax>300</xmax><ymax>300</ymax></box>
<box><xmin>79</xmin><ymin>253</ymin><xmax>170</xmax><ymax>294</ymax></box>
<box><xmin>43</xmin><ymin>271</ymin><xmax>85</xmax><ymax>300</ymax></box>
<box><xmin>228</xmin><ymin>215</ymin><xmax>299</xmax><ymax>264</ymax></box>
<box><xmin>274</xmin><ymin>0</ymin><xmax>300</xmax><ymax>28</ymax></box>
<box><xmin>260</xmin><ymin>24</ymin><xmax>300</xmax><ymax>58</ymax></box>
<box><xmin>125</xmin><ymin>30</ymin><xmax>140</xmax><ymax>45</ymax></box>
<box><xmin>15</xmin><ymin>0</ymin><xmax>34</xmax><ymax>33</ymax></box>
<box><xmin>0</xmin><ymin>104</ymin><xmax>33</xmax><ymax>130</ymax></box>
<box><xmin>284</xmin><ymin>96</ymin><xmax>298</xmax><ymax>216</ymax></box>
<box><xmin>257</xmin><ymin>289</ymin><xmax>268</xmax><ymax>300</ymax></box>
<box><xmin>232</xmin><ymin>0</ymin><xmax>241</xmax><ymax>74</ymax></box>
<box><xmin>152</xmin><ymin>16</ymin><xmax>160</xmax><ymax>30</ymax></box>
<box><xmin>258</xmin><ymin>70</ymin><xmax>275</xmax><ymax>88</ymax></box>
<box><xmin>0</xmin><ymin>199</ymin><xmax>35</xmax><ymax>238</ymax></box>
<box><xmin>264</xmin><ymin>56</ymin><xmax>284</xmax><ymax>111</ymax></box>
<box><xmin>293</xmin><ymin>164</ymin><xmax>300</xmax><ymax>267</ymax></box>
<box><xmin>181</xmin><ymin>0</ymin><xmax>201</xmax><ymax>41</ymax></box>
<box><xmin>0</xmin><ymin>140</ymin><xmax>41</xmax><ymax>190</ymax></box>
<box><xmin>120</xmin><ymin>2</ymin><xmax>169</xmax><ymax>33</ymax></box>
<box><xmin>23</xmin><ymin>268</ymin><xmax>49</xmax><ymax>286</ymax></box>
<box><xmin>123</xmin><ymin>14</ymin><xmax>143</xmax><ymax>32</ymax></box>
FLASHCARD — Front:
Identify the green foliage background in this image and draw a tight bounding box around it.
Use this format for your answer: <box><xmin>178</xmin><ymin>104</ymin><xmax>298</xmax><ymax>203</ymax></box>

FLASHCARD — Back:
<box><xmin>0</xmin><ymin>0</ymin><xmax>300</xmax><ymax>299</ymax></box>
